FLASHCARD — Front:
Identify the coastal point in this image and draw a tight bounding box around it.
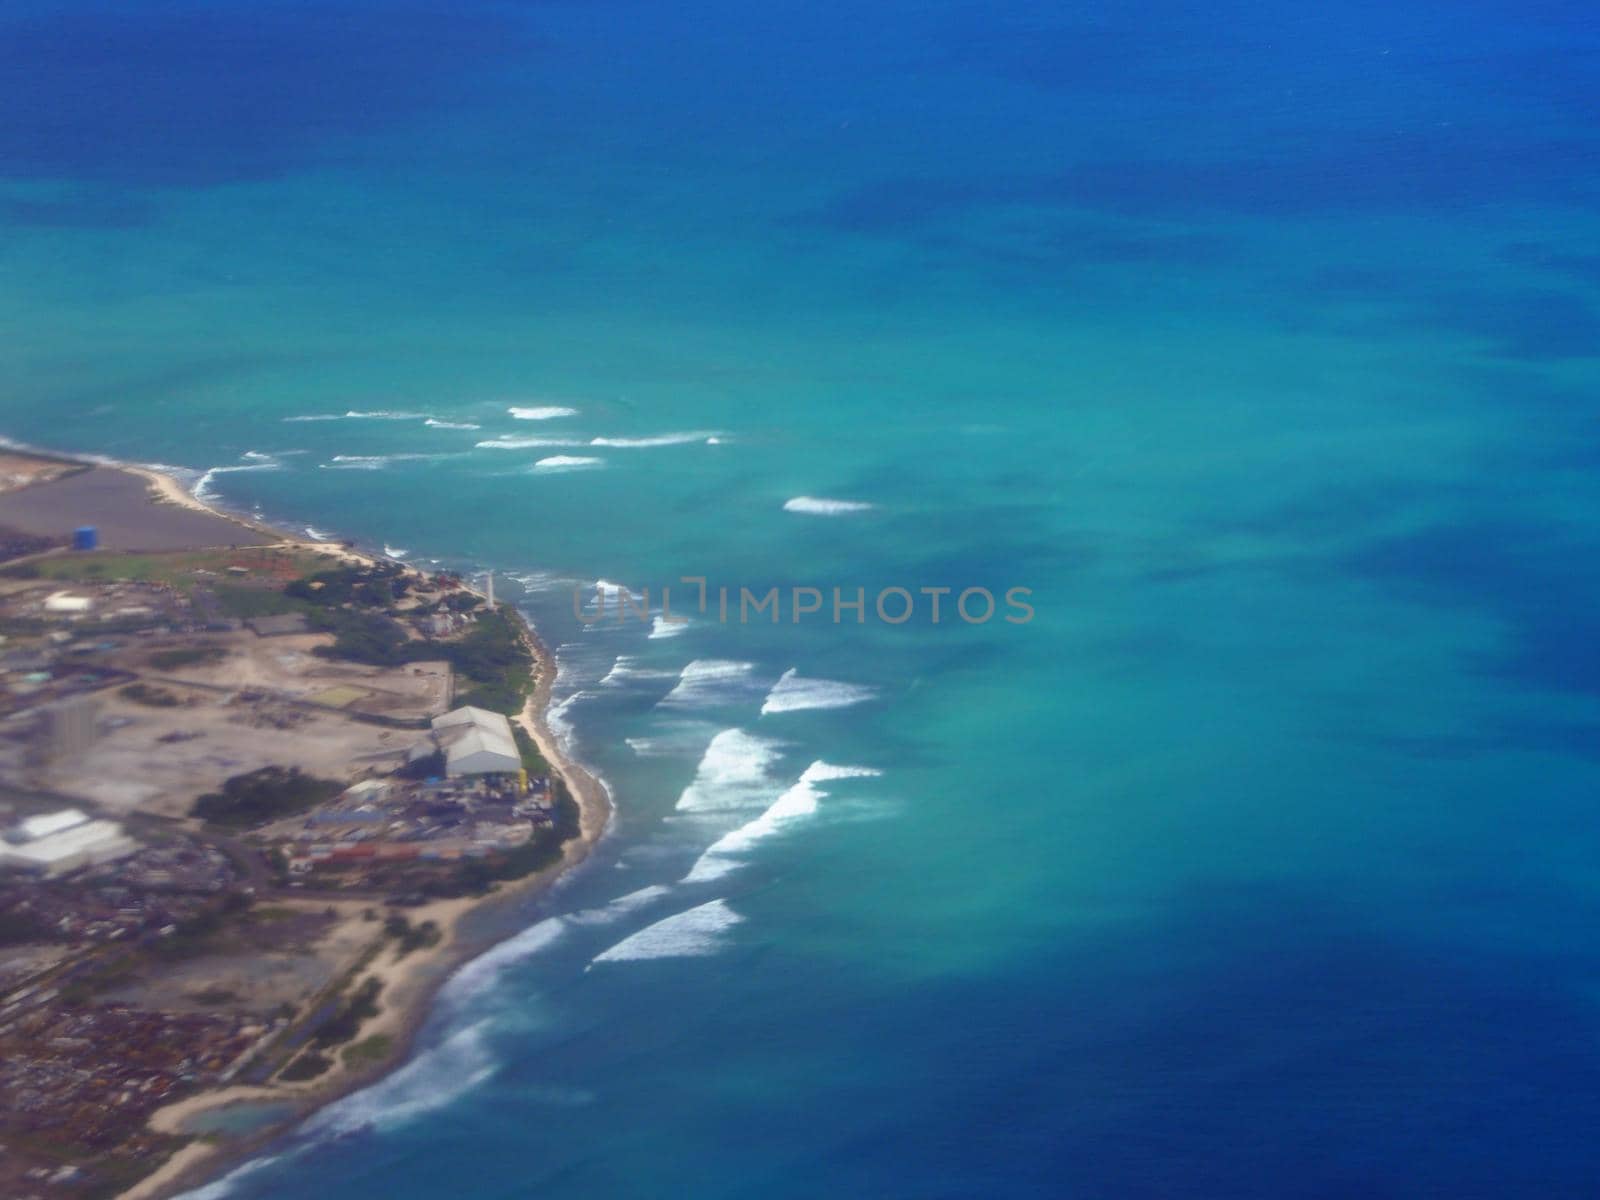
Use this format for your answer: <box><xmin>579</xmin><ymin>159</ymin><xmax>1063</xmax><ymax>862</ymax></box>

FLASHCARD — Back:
<box><xmin>0</xmin><ymin>448</ymin><xmax>610</xmax><ymax>1200</ymax></box>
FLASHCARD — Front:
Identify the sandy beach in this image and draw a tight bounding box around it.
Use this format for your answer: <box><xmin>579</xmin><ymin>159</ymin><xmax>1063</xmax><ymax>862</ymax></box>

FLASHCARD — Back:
<box><xmin>0</xmin><ymin>442</ymin><xmax>613</xmax><ymax>1200</ymax></box>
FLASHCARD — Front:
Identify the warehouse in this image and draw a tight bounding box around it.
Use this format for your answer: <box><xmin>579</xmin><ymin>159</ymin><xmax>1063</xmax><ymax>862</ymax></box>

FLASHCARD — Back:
<box><xmin>0</xmin><ymin>815</ymin><xmax>138</xmax><ymax>878</ymax></box>
<box><xmin>413</xmin><ymin>705</ymin><xmax>521</xmax><ymax>776</ymax></box>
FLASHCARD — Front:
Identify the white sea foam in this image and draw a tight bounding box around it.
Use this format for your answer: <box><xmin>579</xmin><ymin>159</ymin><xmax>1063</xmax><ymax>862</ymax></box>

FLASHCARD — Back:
<box><xmin>658</xmin><ymin>658</ymin><xmax>765</xmax><ymax>709</ymax></box>
<box><xmin>649</xmin><ymin>615</ymin><xmax>688</xmax><ymax>639</ymax></box>
<box><xmin>320</xmin><ymin>453</ymin><xmax>435</xmax><ymax>470</ymax></box>
<box><xmin>302</xmin><ymin>1019</ymin><xmax>498</xmax><ymax>1137</ymax></box>
<box><xmin>565</xmin><ymin>884</ymin><xmax>673</xmax><ymax>926</ymax></box>
<box><xmin>284</xmin><ymin>409</ymin><xmax>430</xmax><ymax>422</ymax></box>
<box><xmin>591</xmin><ymin>898</ymin><xmax>744</xmax><ymax>963</ymax></box>
<box><xmin>191</xmin><ymin>461</ymin><xmax>281</xmax><ymax>503</ymax></box>
<box><xmin>682</xmin><ymin>760</ymin><xmax>881</xmax><ymax>883</ymax></box>
<box><xmin>760</xmin><ymin>668</ymin><xmax>878</xmax><ymax>716</ymax></box>
<box><xmin>510</xmin><ymin>405</ymin><xmax>579</xmax><ymax>420</ymax></box>
<box><xmin>589</xmin><ymin>431</ymin><xmax>719</xmax><ymax>448</ymax></box>
<box><xmin>675</xmin><ymin>728</ymin><xmax>785</xmax><ymax>812</ymax></box>
<box><xmin>303</xmin><ymin>526</ymin><xmax>334</xmax><ymax>541</ymax></box>
<box><xmin>533</xmin><ymin>455</ymin><xmax>604</xmax><ymax>472</ymax></box>
<box><xmin>599</xmin><ymin>656</ymin><xmax>677</xmax><ymax>687</ymax></box>
<box><xmin>783</xmin><ymin>495</ymin><xmax>874</xmax><ymax>515</ymax></box>
<box><xmin>475</xmin><ymin>435</ymin><xmax>587</xmax><ymax>449</ymax></box>
<box><xmin>425</xmin><ymin>418</ymin><xmax>481</xmax><ymax>430</ymax></box>
<box><xmin>239</xmin><ymin>450</ymin><xmax>274</xmax><ymax>462</ymax></box>
<box><xmin>443</xmin><ymin>916</ymin><xmax>568</xmax><ymax>1006</ymax></box>
<box><xmin>383</xmin><ymin>545</ymin><xmax>409</xmax><ymax>559</ymax></box>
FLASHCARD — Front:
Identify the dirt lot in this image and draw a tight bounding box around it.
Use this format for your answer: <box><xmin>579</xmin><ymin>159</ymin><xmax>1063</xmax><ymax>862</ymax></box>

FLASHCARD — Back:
<box><xmin>43</xmin><ymin>683</ymin><xmax>415</xmax><ymax>817</ymax></box>
<box><xmin>130</xmin><ymin>631</ymin><xmax>451</xmax><ymax>720</ymax></box>
<box><xmin>103</xmin><ymin>901</ymin><xmax>382</xmax><ymax>1018</ymax></box>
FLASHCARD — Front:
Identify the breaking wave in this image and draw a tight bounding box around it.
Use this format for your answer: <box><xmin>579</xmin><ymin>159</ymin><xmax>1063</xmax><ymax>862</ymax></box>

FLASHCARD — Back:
<box><xmin>590</xmin><ymin>898</ymin><xmax>744</xmax><ymax>963</ymax></box>
<box><xmin>509</xmin><ymin>405</ymin><xmax>579</xmax><ymax>420</ymax></box>
<box><xmin>649</xmin><ymin>615</ymin><xmax>688</xmax><ymax>640</ymax></box>
<box><xmin>532</xmin><ymin>455</ymin><xmax>604</xmax><ymax>472</ymax></box>
<box><xmin>683</xmin><ymin>760</ymin><xmax>881</xmax><ymax>883</ymax></box>
<box><xmin>301</xmin><ymin>1019</ymin><xmax>498</xmax><ymax>1137</ymax></box>
<box><xmin>475</xmin><ymin>435</ymin><xmax>587</xmax><ymax>449</ymax></box>
<box><xmin>657</xmin><ymin>659</ymin><xmax>767</xmax><ymax>709</ymax></box>
<box><xmin>760</xmin><ymin>668</ymin><xmax>878</xmax><ymax>715</ymax></box>
<box><xmin>675</xmin><ymin>728</ymin><xmax>785</xmax><ymax>813</ymax></box>
<box><xmin>783</xmin><ymin>495</ymin><xmax>874</xmax><ymax>515</ymax></box>
<box><xmin>192</xmin><ymin>461</ymin><xmax>281</xmax><ymax>504</ymax></box>
<box><xmin>588</xmin><ymin>431</ymin><xmax>719</xmax><ymax>448</ymax></box>
<box><xmin>283</xmin><ymin>410</ymin><xmax>429</xmax><ymax>422</ymax></box>
<box><xmin>425</xmin><ymin>418</ymin><xmax>481</xmax><ymax>430</ymax></box>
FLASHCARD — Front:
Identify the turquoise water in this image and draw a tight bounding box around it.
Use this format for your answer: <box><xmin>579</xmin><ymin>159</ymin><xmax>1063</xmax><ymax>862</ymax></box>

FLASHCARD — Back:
<box><xmin>5</xmin><ymin>1</ymin><xmax>1600</xmax><ymax>1195</ymax></box>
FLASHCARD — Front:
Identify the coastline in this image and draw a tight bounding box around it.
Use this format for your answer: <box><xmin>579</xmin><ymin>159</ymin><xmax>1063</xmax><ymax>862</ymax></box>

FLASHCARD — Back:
<box><xmin>0</xmin><ymin>439</ymin><xmax>614</xmax><ymax>1200</ymax></box>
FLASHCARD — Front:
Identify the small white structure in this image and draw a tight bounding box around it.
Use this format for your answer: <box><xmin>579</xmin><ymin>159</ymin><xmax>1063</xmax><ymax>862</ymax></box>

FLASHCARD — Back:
<box><xmin>0</xmin><ymin>817</ymin><xmax>137</xmax><ymax>878</ymax></box>
<box><xmin>342</xmin><ymin>779</ymin><xmax>390</xmax><ymax>804</ymax></box>
<box><xmin>14</xmin><ymin>808</ymin><xmax>89</xmax><ymax>842</ymax></box>
<box><xmin>417</xmin><ymin>705</ymin><xmax>521</xmax><ymax>776</ymax></box>
<box><xmin>43</xmin><ymin>591</ymin><xmax>92</xmax><ymax>616</ymax></box>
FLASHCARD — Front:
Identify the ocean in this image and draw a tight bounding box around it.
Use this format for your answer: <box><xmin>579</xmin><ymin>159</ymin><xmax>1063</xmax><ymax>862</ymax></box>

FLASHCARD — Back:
<box><xmin>4</xmin><ymin>1</ymin><xmax>1600</xmax><ymax>1195</ymax></box>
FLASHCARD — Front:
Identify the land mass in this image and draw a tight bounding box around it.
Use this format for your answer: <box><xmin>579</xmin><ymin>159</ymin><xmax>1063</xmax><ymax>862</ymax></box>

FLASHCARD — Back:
<box><xmin>0</xmin><ymin>445</ymin><xmax>610</xmax><ymax>1200</ymax></box>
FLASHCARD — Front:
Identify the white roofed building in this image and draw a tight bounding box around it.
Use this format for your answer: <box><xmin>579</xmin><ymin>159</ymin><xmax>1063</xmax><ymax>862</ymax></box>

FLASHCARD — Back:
<box><xmin>13</xmin><ymin>808</ymin><xmax>89</xmax><ymax>842</ymax></box>
<box><xmin>0</xmin><ymin>818</ymin><xmax>137</xmax><ymax>878</ymax></box>
<box><xmin>418</xmin><ymin>705</ymin><xmax>521</xmax><ymax>776</ymax></box>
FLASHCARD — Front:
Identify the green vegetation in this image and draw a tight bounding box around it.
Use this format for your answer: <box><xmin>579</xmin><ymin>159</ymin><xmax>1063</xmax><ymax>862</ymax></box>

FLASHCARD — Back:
<box><xmin>308</xmin><ymin>607</ymin><xmax>410</xmax><ymax>666</ymax></box>
<box><xmin>192</xmin><ymin>766</ymin><xmax>342</xmax><ymax>828</ymax></box>
<box><xmin>308</xmin><ymin>601</ymin><xmax>535</xmax><ymax>715</ymax></box>
<box><xmin>444</xmin><ymin>609</ymin><xmax>534</xmax><ymax>714</ymax></box>
<box><xmin>120</xmin><ymin>682</ymin><xmax>182</xmax><ymax>707</ymax></box>
<box><xmin>280</xmin><ymin>1051</ymin><xmax>332</xmax><ymax>1082</ymax></box>
<box><xmin>287</xmin><ymin>561</ymin><xmax>410</xmax><ymax>609</ymax></box>
<box><xmin>384</xmin><ymin>915</ymin><xmax>442</xmax><ymax>959</ymax></box>
<box><xmin>310</xmin><ymin>977</ymin><xmax>383</xmax><ymax>1049</ymax></box>
<box><xmin>513</xmin><ymin>724</ymin><xmax>549</xmax><ymax>776</ymax></box>
<box><xmin>148</xmin><ymin>645</ymin><xmax>227</xmax><ymax>671</ymax></box>
<box><xmin>341</xmin><ymin>1032</ymin><xmax>395</xmax><ymax>1067</ymax></box>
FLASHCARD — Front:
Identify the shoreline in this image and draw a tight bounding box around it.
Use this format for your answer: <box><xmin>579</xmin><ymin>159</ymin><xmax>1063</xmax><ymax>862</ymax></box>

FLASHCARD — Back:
<box><xmin>0</xmin><ymin>439</ymin><xmax>613</xmax><ymax>1200</ymax></box>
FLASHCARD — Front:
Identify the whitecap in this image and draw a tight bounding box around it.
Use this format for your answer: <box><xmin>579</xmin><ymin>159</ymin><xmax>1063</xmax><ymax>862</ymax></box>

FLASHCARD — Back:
<box><xmin>302</xmin><ymin>1019</ymin><xmax>497</xmax><ymax>1137</ymax></box>
<box><xmin>510</xmin><ymin>405</ymin><xmax>579</xmax><ymax>420</ymax></box>
<box><xmin>564</xmin><ymin>885</ymin><xmax>674</xmax><ymax>926</ymax></box>
<box><xmin>599</xmin><ymin>656</ymin><xmax>676</xmax><ymax>687</ymax></box>
<box><xmin>303</xmin><ymin>526</ymin><xmax>334</xmax><ymax>541</ymax></box>
<box><xmin>283</xmin><ymin>410</ymin><xmax>429</xmax><ymax>422</ymax></box>
<box><xmin>533</xmin><ymin>455</ymin><xmax>604</xmax><ymax>472</ymax></box>
<box><xmin>475</xmin><ymin>435</ymin><xmax>587</xmax><ymax>450</ymax></box>
<box><xmin>590</xmin><ymin>899</ymin><xmax>744</xmax><ymax>963</ymax></box>
<box><xmin>320</xmin><ymin>453</ymin><xmax>435</xmax><ymax>470</ymax></box>
<box><xmin>682</xmin><ymin>760</ymin><xmax>880</xmax><ymax>883</ymax></box>
<box><xmin>649</xmin><ymin>615</ymin><xmax>688</xmax><ymax>640</ymax></box>
<box><xmin>239</xmin><ymin>450</ymin><xmax>275</xmax><ymax>462</ymax></box>
<box><xmin>383</xmin><ymin>545</ymin><xmax>409</xmax><ymax>559</ymax></box>
<box><xmin>192</xmin><ymin>461</ymin><xmax>281</xmax><ymax>503</ymax></box>
<box><xmin>675</xmin><ymin>728</ymin><xmax>784</xmax><ymax>812</ymax></box>
<box><xmin>589</xmin><ymin>431</ymin><xmax>719</xmax><ymax>448</ymax></box>
<box><xmin>760</xmin><ymin>668</ymin><xmax>877</xmax><ymax>716</ymax></box>
<box><xmin>783</xmin><ymin>495</ymin><xmax>874</xmax><ymax>515</ymax></box>
<box><xmin>425</xmin><ymin>418</ymin><xmax>481</xmax><ymax>430</ymax></box>
<box><xmin>657</xmin><ymin>659</ymin><xmax>766</xmax><ymax>710</ymax></box>
<box><xmin>443</xmin><ymin>916</ymin><xmax>568</xmax><ymax>1007</ymax></box>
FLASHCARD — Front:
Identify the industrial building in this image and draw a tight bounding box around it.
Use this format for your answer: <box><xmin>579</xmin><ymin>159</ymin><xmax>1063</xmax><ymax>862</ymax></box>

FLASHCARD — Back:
<box><xmin>411</xmin><ymin>705</ymin><xmax>521</xmax><ymax>776</ymax></box>
<box><xmin>0</xmin><ymin>807</ymin><xmax>138</xmax><ymax>878</ymax></box>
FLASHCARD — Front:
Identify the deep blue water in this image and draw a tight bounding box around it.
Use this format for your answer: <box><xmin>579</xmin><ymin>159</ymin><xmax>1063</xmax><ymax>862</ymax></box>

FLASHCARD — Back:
<box><xmin>4</xmin><ymin>1</ymin><xmax>1600</xmax><ymax>1196</ymax></box>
